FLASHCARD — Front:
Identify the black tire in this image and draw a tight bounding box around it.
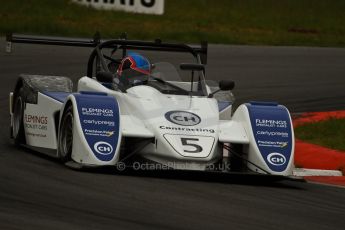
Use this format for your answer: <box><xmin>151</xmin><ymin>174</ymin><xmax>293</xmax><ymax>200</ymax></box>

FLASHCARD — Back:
<box><xmin>12</xmin><ymin>88</ymin><xmax>26</xmax><ymax>146</ymax></box>
<box><xmin>57</xmin><ymin>104</ymin><xmax>74</xmax><ymax>162</ymax></box>
<box><xmin>229</xmin><ymin>144</ymin><xmax>245</xmax><ymax>172</ymax></box>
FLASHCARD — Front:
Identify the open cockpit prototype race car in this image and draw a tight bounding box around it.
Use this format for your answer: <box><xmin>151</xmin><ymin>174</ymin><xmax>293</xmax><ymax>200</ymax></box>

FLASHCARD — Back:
<box><xmin>7</xmin><ymin>33</ymin><xmax>295</xmax><ymax>177</ymax></box>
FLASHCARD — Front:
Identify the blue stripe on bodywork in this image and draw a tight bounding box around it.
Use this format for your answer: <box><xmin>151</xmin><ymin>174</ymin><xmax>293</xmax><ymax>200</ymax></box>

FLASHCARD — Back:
<box><xmin>218</xmin><ymin>101</ymin><xmax>232</xmax><ymax>112</ymax></box>
<box><xmin>246</xmin><ymin>102</ymin><xmax>293</xmax><ymax>172</ymax></box>
<box><xmin>43</xmin><ymin>91</ymin><xmax>71</xmax><ymax>103</ymax></box>
<box><xmin>74</xmin><ymin>93</ymin><xmax>120</xmax><ymax>162</ymax></box>
<box><xmin>80</xmin><ymin>91</ymin><xmax>107</xmax><ymax>96</ymax></box>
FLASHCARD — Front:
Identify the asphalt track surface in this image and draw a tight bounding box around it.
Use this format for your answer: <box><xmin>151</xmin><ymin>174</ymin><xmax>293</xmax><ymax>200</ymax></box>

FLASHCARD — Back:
<box><xmin>1</xmin><ymin>37</ymin><xmax>345</xmax><ymax>230</ymax></box>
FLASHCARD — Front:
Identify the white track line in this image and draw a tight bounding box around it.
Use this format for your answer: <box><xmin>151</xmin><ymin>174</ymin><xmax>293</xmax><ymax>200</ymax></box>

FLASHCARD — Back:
<box><xmin>293</xmin><ymin>168</ymin><xmax>343</xmax><ymax>177</ymax></box>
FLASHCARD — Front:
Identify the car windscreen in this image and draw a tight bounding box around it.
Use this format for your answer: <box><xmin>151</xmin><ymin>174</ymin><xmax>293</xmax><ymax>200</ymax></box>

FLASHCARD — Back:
<box><xmin>109</xmin><ymin>50</ymin><xmax>207</xmax><ymax>96</ymax></box>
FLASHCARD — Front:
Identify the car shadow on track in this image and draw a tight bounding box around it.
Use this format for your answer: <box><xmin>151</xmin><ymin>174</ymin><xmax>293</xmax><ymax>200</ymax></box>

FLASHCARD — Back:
<box><xmin>84</xmin><ymin>166</ymin><xmax>305</xmax><ymax>190</ymax></box>
<box><xmin>8</xmin><ymin>144</ymin><xmax>305</xmax><ymax>190</ymax></box>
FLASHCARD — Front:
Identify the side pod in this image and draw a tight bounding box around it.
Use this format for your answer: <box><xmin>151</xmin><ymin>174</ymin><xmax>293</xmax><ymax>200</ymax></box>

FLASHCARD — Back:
<box><xmin>232</xmin><ymin>102</ymin><xmax>295</xmax><ymax>176</ymax></box>
<box><xmin>60</xmin><ymin>92</ymin><xmax>121</xmax><ymax>166</ymax></box>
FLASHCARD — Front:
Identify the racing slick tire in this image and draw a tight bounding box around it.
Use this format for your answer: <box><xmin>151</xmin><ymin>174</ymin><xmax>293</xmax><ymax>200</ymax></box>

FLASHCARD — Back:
<box><xmin>12</xmin><ymin>88</ymin><xmax>26</xmax><ymax>146</ymax></box>
<box><xmin>57</xmin><ymin>104</ymin><xmax>74</xmax><ymax>162</ymax></box>
<box><xmin>229</xmin><ymin>144</ymin><xmax>245</xmax><ymax>172</ymax></box>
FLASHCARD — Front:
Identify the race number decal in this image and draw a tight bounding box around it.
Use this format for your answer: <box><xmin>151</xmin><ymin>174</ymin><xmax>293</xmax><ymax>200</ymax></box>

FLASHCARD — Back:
<box><xmin>180</xmin><ymin>138</ymin><xmax>203</xmax><ymax>153</ymax></box>
<box><xmin>164</xmin><ymin>134</ymin><xmax>214</xmax><ymax>158</ymax></box>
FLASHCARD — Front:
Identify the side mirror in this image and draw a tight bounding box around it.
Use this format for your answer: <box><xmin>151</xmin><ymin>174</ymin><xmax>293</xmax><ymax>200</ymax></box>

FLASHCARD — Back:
<box><xmin>219</xmin><ymin>80</ymin><xmax>235</xmax><ymax>91</ymax></box>
<box><xmin>96</xmin><ymin>71</ymin><xmax>113</xmax><ymax>83</ymax></box>
<box><xmin>208</xmin><ymin>80</ymin><xmax>235</xmax><ymax>98</ymax></box>
<box><xmin>180</xmin><ymin>63</ymin><xmax>205</xmax><ymax>71</ymax></box>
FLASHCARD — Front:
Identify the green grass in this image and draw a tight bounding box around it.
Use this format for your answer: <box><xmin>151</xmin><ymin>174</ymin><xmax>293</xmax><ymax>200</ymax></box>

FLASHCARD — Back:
<box><xmin>295</xmin><ymin>118</ymin><xmax>345</xmax><ymax>152</ymax></box>
<box><xmin>1</xmin><ymin>0</ymin><xmax>345</xmax><ymax>46</ymax></box>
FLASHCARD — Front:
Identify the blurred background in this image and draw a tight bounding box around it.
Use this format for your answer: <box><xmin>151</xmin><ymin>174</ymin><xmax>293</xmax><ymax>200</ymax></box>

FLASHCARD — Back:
<box><xmin>1</xmin><ymin>0</ymin><xmax>345</xmax><ymax>47</ymax></box>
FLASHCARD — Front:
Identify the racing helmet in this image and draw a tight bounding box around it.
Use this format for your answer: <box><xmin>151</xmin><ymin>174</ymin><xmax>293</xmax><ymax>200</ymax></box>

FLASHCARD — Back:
<box><xmin>117</xmin><ymin>52</ymin><xmax>151</xmax><ymax>77</ymax></box>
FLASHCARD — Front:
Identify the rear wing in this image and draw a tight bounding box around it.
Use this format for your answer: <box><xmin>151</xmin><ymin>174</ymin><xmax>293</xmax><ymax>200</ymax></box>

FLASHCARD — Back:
<box><xmin>5</xmin><ymin>33</ymin><xmax>208</xmax><ymax>64</ymax></box>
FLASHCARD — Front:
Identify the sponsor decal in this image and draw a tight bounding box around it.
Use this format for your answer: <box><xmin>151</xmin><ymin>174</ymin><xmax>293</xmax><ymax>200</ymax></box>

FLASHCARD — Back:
<box><xmin>83</xmin><ymin>119</ymin><xmax>115</xmax><ymax>127</ymax></box>
<box><xmin>81</xmin><ymin>107</ymin><xmax>114</xmax><ymax>117</ymax></box>
<box><xmin>165</xmin><ymin>111</ymin><xmax>201</xmax><ymax>126</ymax></box>
<box><xmin>25</xmin><ymin>123</ymin><xmax>47</xmax><ymax>130</ymax></box>
<box><xmin>267</xmin><ymin>153</ymin><xmax>286</xmax><ymax>166</ymax></box>
<box><xmin>94</xmin><ymin>141</ymin><xmax>113</xmax><ymax>155</ymax></box>
<box><xmin>75</xmin><ymin>94</ymin><xmax>120</xmax><ymax>162</ymax></box>
<box><xmin>84</xmin><ymin>129</ymin><xmax>115</xmax><ymax>137</ymax></box>
<box><xmin>247</xmin><ymin>103</ymin><xmax>293</xmax><ymax>172</ymax></box>
<box><xmin>159</xmin><ymin>126</ymin><xmax>215</xmax><ymax>134</ymax></box>
<box><xmin>26</xmin><ymin>132</ymin><xmax>47</xmax><ymax>138</ymax></box>
<box><xmin>258</xmin><ymin>140</ymin><xmax>289</xmax><ymax>148</ymax></box>
<box><xmin>255</xmin><ymin>119</ymin><xmax>287</xmax><ymax>128</ymax></box>
<box><xmin>24</xmin><ymin>114</ymin><xmax>48</xmax><ymax>130</ymax></box>
<box><xmin>256</xmin><ymin>130</ymin><xmax>289</xmax><ymax>138</ymax></box>
<box><xmin>25</xmin><ymin>115</ymin><xmax>48</xmax><ymax>124</ymax></box>
<box><xmin>72</xmin><ymin>0</ymin><xmax>165</xmax><ymax>15</ymax></box>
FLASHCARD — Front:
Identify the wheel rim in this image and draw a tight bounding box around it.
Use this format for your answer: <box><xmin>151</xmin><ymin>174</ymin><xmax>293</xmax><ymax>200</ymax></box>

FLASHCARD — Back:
<box><xmin>13</xmin><ymin>96</ymin><xmax>23</xmax><ymax>138</ymax></box>
<box><xmin>60</xmin><ymin>112</ymin><xmax>73</xmax><ymax>158</ymax></box>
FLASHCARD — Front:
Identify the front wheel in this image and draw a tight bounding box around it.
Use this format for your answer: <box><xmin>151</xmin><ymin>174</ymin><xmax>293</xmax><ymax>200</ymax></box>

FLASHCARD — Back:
<box><xmin>57</xmin><ymin>105</ymin><xmax>74</xmax><ymax>162</ymax></box>
<box><xmin>228</xmin><ymin>144</ymin><xmax>245</xmax><ymax>172</ymax></box>
<box><xmin>12</xmin><ymin>88</ymin><xmax>26</xmax><ymax>146</ymax></box>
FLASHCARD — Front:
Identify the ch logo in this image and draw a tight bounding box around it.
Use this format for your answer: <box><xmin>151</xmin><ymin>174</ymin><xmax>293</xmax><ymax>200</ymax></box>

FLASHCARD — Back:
<box><xmin>267</xmin><ymin>152</ymin><xmax>286</xmax><ymax>166</ymax></box>
<box><xmin>165</xmin><ymin>111</ymin><xmax>201</xmax><ymax>126</ymax></box>
<box><xmin>94</xmin><ymin>141</ymin><xmax>113</xmax><ymax>155</ymax></box>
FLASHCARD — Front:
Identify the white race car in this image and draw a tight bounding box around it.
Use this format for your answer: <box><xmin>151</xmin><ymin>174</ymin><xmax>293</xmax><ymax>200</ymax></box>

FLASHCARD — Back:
<box><xmin>8</xmin><ymin>34</ymin><xmax>295</xmax><ymax>176</ymax></box>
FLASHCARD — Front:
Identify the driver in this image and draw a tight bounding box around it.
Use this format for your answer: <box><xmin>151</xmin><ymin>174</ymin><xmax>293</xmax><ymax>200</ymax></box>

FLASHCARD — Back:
<box><xmin>116</xmin><ymin>52</ymin><xmax>151</xmax><ymax>89</ymax></box>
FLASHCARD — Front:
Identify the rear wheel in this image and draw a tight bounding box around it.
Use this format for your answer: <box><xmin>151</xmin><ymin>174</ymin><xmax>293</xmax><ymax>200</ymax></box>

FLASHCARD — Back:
<box><xmin>58</xmin><ymin>105</ymin><xmax>74</xmax><ymax>162</ymax></box>
<box><xmin>12</xmin><ymin>88</ymin><xmax>26</xmax><ymax>146</ymax></box>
